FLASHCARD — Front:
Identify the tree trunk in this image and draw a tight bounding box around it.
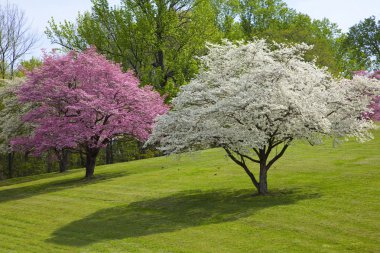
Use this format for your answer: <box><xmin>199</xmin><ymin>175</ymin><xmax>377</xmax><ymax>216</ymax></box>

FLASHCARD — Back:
<box><xmin>7</xmin><ymin>152</ymin><xmax>14</xmax><ymax>178</ymax></box>
<box><xmin>259</xmin><ymin>162</ymin><xmax>268</xmax><ymax>195</ymax></box>
<box><xmin>105</xmin><ymin>140</ymin><xmax>114</xmax><ymax>164</ymax></box>
<box><xmin>85</xmin><ymin>148</ymin><xmax>99</xmax><ymax>178</ymax></box>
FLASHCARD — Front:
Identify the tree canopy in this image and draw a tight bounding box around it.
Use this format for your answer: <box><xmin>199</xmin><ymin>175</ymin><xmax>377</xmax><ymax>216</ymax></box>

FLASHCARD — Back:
<box><xmin>46</xmin><ymin>0</ymin><xmax>348</xmax><ymax>97</ymax></box>
<box><xmin>46</xmin><ymin>0</ymin><xmax>221</xmax><ymax>98</ymax></box>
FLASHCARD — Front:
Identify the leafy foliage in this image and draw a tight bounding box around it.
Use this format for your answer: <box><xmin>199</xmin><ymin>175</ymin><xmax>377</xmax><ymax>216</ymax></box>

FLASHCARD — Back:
<box><xmin>14</xmin><ymin>57</ymin><xmax>43</xmax><ymax>77</ymax></box>
<box><xmin>343</xmin><ymin>16</ymin><xmax>380</xmax><ymax>70</ymax></box>
<box><xmin>211</xmin><ymin>0</ymin><xmax>345</xmax><ymax>76</ymax></box>
<box><xmin>46</xmin><ymin>0</ymin><xmax>221</xmax><ymax>98</ymax></box>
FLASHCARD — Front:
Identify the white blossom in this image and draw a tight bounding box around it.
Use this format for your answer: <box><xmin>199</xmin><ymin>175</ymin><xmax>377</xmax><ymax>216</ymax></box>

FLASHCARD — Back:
<box><xmin>146</xmin><ymin>40</ymin><xmax>380</xmax><ymax>194</ymax></box>
<box><xmin>0</xmin><ymin>78</ymin><xmax>33</xmax><ymax>153</ymax></box>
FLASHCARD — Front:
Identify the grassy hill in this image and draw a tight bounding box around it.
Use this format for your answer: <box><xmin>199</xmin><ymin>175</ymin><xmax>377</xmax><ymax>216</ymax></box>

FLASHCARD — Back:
<box><xmin>0</xmin><ymin>130</ymin><xmax>380</xmax><ymax>252</ymax></box>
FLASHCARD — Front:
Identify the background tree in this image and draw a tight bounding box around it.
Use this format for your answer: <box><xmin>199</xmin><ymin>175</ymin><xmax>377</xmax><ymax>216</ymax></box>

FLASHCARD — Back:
<box><xmin>14</xmin><ymin>57</ymin><xmax>42</xmax><ymax>77</ymax></box>
<box><xmin>0</xmin><ymin>2</ymin><xmax>38</xmax><ymax>79</ymax></box>
<box><xmin>343</xmin><ymin>16</ymin><xmax>380</xmax><ymax>71</ymax></box>
<box><xmin>12</xmin><ymin>48</ymin><xmax>168</xmax><ymax>178</ymax></box>
<box><xmin>46</xmin><ymin>0</ymin><xmax>221</xmax><ymax>98</ymax></box>
<box><xmin>147</xmin><ymin>40</ymin><xmax>379</xmax><ymax>195</ymax></box>
<box><xmin>0</xmin><ymin>78</ymin><xmax>33</xmax><ymax>178</ymax></box>
<box><xmin>229</xmin><ymin>0</ymin><xmax>344</xmax><ymax>76</ymax></box>
<box><xmin>211</xmin><ymin>0</ymin><xmax>243</xmax><ymax>40</ymax></box>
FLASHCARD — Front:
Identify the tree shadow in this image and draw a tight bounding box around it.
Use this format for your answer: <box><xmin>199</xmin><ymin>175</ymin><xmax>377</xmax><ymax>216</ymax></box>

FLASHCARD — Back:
<box><xmin>0</xmin><ymin>171</ymin><xmax>128</xmax><ymax>203</ymax></box>
<box><xmin>47</xmin><ymin>188</ymin><xmax>321</xmax><ymax>247</ymax></box>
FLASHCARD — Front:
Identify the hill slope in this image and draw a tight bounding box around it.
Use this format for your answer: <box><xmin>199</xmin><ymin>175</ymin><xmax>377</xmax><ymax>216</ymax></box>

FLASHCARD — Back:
<box><xmin>0</xmin><ymin>131</ymin><xmax>380</xmax><ymax>252</ymax></box>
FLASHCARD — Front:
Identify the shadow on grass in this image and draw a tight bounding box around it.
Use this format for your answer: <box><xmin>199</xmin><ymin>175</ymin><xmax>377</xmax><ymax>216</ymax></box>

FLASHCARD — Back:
<box><xmin>0</xmin><ymin>170</ymin><xmax>79</xmax><ymax>187</ymax></box>
<box><xmin>48</xmin><ymin>188</ymin><xmax>321</xmax><ymax>246</ymax></box>
<box><xmin>0</xmin><ymin>171</ymin><xmax>128</xmax><ymax>203</ymax></box>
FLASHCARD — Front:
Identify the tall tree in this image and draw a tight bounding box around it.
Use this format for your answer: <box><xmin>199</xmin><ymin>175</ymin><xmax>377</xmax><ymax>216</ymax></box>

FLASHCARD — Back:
<box><xmin>211</xmin><ymin>0</ymin><xmax>243</xmax><ymax>40</ymax></box>
<box><xmin>0</xmin><ymin>2</ymin><xmax>38</xmax><ymax>79</ymax></box>
<box><xmin>147</xmin><ymin>40</ymin><xmax>380</xmax><ymax>195</ymax></box>
<box><xmin>239</xmin><ymin>0</ymin><xmax>291</xmax><ymax>37</ymax></box>
<box><xmin>343</xmin><ymin>16</ymin><xmax>380</xmax><ymax>71</ymax></box>
<box><xmin>46</xmin><ymin>0</ymin><xmax>221</xmax><ymax>98</ymax></box>
<box><xmin>12</xmin><ymin>48</ymin><xmax>168</xmax><ymax>178</ymax></box>
<box><xmin>232</xmin><ymin>0</ymin><xmax>344</xmax><ymax>76</ymax></box>
<box><xmin>209</xmin><ymin>0</ymin><xmax>347</xmax><ymax>76</ymax></box>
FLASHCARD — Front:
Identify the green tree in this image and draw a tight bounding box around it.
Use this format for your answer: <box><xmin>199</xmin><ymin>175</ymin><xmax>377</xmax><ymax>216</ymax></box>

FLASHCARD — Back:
<box><xmin>229</xmin><ymin>0</ymin><xmax>344</xmax><ymax>76</ymax></box>
<box><xmin>46</xmin><ymin>0</ymin><xmax>221</xmax><ymax>98</ymax></box>
<box><xmin>343</xmin><ymin>16</ymin><xmax>380</xmax><ymax>71</ymax></box>
<box><xmin>14</xmin><ymin>57</ymin><xmax>42</xmax><ymax>77</ymax></box>
<box><xmin>211</xmin><ymin>0</ymin><xmax>243</xmax><ymax>40</ymax></box>
<box><xmin>269</xmin><ymin>15</ymin><xmax>343</xmax><ymax>76</ymax></box>
<box><xmin>238</xmin><ymin>0</ymin><xmax>291</xmax><ymax>38</ymax></box>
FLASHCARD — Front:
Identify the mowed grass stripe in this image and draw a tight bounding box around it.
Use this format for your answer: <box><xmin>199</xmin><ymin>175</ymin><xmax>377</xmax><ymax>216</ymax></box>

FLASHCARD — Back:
<box><xmin>0</xmin><ymin>130</ymin><xmax>379</xmax><ymax>252</ymax></box>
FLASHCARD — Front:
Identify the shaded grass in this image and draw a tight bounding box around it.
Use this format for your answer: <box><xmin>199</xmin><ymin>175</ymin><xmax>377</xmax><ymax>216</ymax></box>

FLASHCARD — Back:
<box><xmin>0</xmin><ymin>130</ymin><xmax>379</xmax><ymax>252</ymax></box>
<box><xmin>48</xmin><ymin>188</ymin><xmax>320</xmax><ymax>247</ymax></box>
<box><xmin>0</xmin><ymin>171</ymin><xmax>128</xmax><ymax>203</ymax></box>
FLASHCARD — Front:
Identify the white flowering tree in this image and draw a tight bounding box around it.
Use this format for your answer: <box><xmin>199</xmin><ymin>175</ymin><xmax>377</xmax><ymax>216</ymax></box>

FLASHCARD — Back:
<box><xmin>0</xmin><ymin>78</ymin><xmax>33</xmax><ymax>177</ymax></box>
<box><xmin>0</xmin><ymin>79</ymin><xmax>31</xmax><ymax>150</ymax></box>
<box><xmin>147</xmin><ymin>40</ymin><xmax>380</xmax><ymax>195</ymax></box>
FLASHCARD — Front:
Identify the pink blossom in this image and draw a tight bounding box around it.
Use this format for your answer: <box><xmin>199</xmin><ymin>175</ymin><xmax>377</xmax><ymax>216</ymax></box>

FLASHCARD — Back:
<box><xmin>353</xmin><ymin>70</ymin><xmax>380</xmax><ymax>121</ymax></box>
<box><xmin>12</xmin><ymin>48</ymin><xmax>169</xmax><ymax>177</ymax></box>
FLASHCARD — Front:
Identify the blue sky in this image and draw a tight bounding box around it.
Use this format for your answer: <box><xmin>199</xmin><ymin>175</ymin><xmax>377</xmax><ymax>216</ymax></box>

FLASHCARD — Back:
<box><xmin>3</xmin><ymin>0</ymin><xmax>380</xmax><ymax>59</ymax></box>
<box><xmin>286</xmin><ymin>0</ymin><xmax>380</xmax><ymax>31</ymax></box>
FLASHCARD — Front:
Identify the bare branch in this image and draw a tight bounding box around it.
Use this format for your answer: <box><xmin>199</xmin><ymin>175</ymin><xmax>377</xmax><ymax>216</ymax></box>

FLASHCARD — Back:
<box><xmin>0</xmin><ymin>2</ymin><xmax>38</xmax><ymax>78</ymax></box>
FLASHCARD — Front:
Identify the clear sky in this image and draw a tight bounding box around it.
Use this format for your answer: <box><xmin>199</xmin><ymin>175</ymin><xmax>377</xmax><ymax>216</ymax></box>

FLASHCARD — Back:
<box><xmin>3</xmin><ymin>0</ymin><xmax>380</xmax><ymax>59</ymax></box>
<box><xmin>285</xmin><ymin>0</ymin><xmax>380</xmax><ymax>32</ymax></box>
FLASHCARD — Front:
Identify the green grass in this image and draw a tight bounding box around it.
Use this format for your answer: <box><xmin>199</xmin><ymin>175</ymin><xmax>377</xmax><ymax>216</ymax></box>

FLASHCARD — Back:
<box><xmin>0</xmin><ymin>131</ymin><xmax>380</xmax><ymax>252</ymax></box>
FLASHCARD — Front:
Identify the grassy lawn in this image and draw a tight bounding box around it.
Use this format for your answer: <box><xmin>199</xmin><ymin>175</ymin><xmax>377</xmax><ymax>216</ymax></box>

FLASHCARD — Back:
<box><xmin>0</xmin><ymin>131</ymin><xmax>379</xmax><ymax>252</ymax></box>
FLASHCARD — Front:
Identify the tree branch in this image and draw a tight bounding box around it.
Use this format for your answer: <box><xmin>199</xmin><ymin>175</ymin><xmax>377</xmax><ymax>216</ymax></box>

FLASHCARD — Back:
<box><xmin>223</xmin><ymin>147</ymin><xmax>259</xmax><ymax>189</ymax></box>
<box><xmin>267</xmin><ymin>144</ymin><xmax>289</xmax><ymax>170</ymax></box>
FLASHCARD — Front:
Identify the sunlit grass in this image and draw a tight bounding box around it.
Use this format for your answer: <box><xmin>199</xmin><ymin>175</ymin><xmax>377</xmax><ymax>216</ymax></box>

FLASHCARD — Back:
<box><xmin>0</xmin><ymin>130</ymin><xmax>379</xmax><ymax>252</ymax></box>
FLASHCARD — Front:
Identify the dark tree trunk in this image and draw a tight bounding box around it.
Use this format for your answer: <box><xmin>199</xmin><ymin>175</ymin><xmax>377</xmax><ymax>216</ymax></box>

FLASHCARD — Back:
<box><xmin>58</xmin><ymin>149</ymin><xmax>69</xmax><ymax>173</ymax></box>
<box><xmin>224</xmin><ymin>143</ymin><xmax>290</xmax><ymax>196</ymax></box>
<box><xmin>7</xmin><ymin>152</ymin><xmax>14</xmax><ymax>178</ymax></box>
<box><xmin>105</xmin><ymin>140</ymin><xmax>114</xmax><ymax>164</ymax></box>
<box><xmin>259</xmin><ymin>163</ymin><xmax>268</xmax><ymax>195</ymax></box>
<box><xmin>85</xmin><ymin>148</ymin><xmax>100</xmax><ymax>178</ymax></box>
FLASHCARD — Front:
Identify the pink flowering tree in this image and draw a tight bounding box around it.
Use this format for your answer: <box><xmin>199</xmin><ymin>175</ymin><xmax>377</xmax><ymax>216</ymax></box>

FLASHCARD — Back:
<box><xmin>12</xmin><ymin>48</ymin><xmax>168</xmax><ymax>178</ymax></box>
<box><xmin>354</xmin><ymin>70</ymin><xmax>380</xmax><ymax>121</ymax></box>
